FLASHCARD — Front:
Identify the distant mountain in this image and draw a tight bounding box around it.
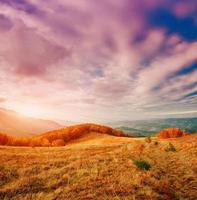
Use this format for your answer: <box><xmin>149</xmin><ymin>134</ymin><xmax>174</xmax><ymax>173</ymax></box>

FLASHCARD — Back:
<box><xmin>55</xmin><ymin>119</ymin><xmax>78</xmax><ymax>126</ymax></box>
<box><xmin>112</xmin><ymin>118</ymin><xmax>197</xmax><ymax>136</ymax></box>
<box><xmin>116</xmin><ymin>127</ymin><xmax>154</xmax><ymax>137</ymax></box>
<box><xmin>0</xmin><ymin>108</ymin><xmax>62</xmax><ymax>137</ymax></box>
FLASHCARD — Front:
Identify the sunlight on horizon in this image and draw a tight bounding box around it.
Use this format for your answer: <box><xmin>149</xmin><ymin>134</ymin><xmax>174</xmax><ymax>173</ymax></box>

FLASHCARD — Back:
<box><xmin>14</xmin><ymin>104</ymin><xmax>44</xmax><ymax>118</ymax></box>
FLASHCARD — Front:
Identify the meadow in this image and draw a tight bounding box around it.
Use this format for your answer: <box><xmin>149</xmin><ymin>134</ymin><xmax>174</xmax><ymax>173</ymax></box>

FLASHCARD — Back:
<box><xmin>0</xmin><ymin>132</ymin><xmax>196</xmax><ymax>200</ymax></box>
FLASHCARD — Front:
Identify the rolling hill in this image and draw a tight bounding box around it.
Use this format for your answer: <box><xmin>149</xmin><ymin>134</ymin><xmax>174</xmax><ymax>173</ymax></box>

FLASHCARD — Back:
<box><xmin>0</xmin><ymin>108</ymin><xmax>62</xmax><ymax>137</ymax></box>
<box><xmin>0</xmin><ymin>123</ymin><xmax>125</xmax><ymax>146</ymax></box>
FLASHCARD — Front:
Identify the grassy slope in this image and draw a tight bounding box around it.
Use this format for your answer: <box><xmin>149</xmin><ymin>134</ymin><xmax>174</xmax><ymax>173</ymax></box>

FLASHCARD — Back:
<box><xmin>0</xmin><ymin>133</ymin><xmax>197</xmax><ymax>200</ymax></box>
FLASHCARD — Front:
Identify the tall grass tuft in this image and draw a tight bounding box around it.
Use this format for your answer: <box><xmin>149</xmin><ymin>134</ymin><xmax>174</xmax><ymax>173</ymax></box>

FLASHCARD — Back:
<box><xmin>145</xmin><ymin>136</ymin><xmax>152</xmax><ymax>143</ymax></box>
<box><xmin>165</xmin><ymin>143</ymin><xmax>176</xmax><ymax>152</ymax></box>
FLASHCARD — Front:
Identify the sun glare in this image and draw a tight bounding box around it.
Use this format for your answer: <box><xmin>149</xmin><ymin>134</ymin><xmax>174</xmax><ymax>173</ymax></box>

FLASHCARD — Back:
<box><xmin>16</xmin><ymin>105</ymin><xmax>43</xmax><ymax>118</ymax></box>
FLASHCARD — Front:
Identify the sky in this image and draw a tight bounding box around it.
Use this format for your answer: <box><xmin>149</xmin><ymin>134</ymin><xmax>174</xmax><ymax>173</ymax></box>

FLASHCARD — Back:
<box><xmin>0</xmin><ymin>0</ymin><xmax>197</xmax><ymax>122</ymax></box>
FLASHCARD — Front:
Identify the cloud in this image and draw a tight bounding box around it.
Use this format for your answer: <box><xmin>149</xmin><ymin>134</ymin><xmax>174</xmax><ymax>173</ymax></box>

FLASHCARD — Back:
<box><xmin>0</xmin><ymin>14</ymin><xmax>13</xmax><ymax>31</ymax></box>
<box><xmin>173</xmin><ymin>1</ymin><xmax>197</xmax><ymax>18</ymax></box>
<box><xmin>0</xmin><ymin>0</ymin><xmax>196</xmax><ymax>121</ymax></box>
<box><xmin>0</xmin><ymin>0</ymin><xmax>42</xmax><ymax>15</ymax></box>
<box><xmin>0</xmin><ymin>97</ymin><xmax>7</xmax><ymax>103</ymax></box>
<box><xmin>0</xmin><ymin>19</ymin><xmax>68</xmax><ymax>77</ymax></box>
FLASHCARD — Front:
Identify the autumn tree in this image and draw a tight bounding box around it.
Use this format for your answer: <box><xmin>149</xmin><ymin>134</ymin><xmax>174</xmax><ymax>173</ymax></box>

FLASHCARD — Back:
<box><xmin>0</xmin><ymin>133</ymin><xmax>9</xmax><ymax>145</ymax></box>
<box><xmin>52</xmin><ymin>139</ymin><xmax>65</xmax><ymax>147</ymax></box>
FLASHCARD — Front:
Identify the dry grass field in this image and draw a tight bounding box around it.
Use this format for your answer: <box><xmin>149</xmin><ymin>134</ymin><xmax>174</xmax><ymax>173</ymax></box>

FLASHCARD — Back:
<box><xmin>0</xmin><ymin>133</ymin><xmax>197</xmax><ymax>200</ymax></box>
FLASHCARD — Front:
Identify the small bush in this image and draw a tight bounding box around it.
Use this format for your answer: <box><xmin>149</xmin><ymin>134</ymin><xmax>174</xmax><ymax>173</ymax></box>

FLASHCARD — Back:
<box><xmin>145</xmin><ymin>136</ymin><xmax>152</xmax><ymax>143</ymax></box>
<box><xmin>165</xmin><ymin>143</ymin><xmax>176</xmax><ymax>152</ymax></box>
<box><xmin>133</xmin><ymin>160</ymin><xmax>151</xmax><ymax>170</ymax></box>
<box><xmin>154</xmin><ymin>141</ymin><xmax>159</xmax><ymax>145</ymax></box>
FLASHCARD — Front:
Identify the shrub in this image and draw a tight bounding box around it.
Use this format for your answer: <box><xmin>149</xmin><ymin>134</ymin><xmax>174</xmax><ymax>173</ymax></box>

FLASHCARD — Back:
<box><xmin>145</xmin><ymin>136</ymin><xmax>152</xmax><ymax>143</ymax></box>
<box><xmin>154</xmin><ymin>141</ymin><xmax>159</xmax><ymax>145</ymax></box>
<box><xmin>133</xmin><ymin>160</ymin><xmax>151</xmax><ymax>170</ymax></box>
<box><xmin>165</xmin><ymin>143</ymin><xmax>176</xmax><ymax>152</ymax></box>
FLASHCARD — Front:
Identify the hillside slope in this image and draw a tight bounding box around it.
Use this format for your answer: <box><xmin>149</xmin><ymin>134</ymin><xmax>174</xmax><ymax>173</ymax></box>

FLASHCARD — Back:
<box><xmin>0</xmin><ymin>134</ymin><xmax>196</xmax><ymax>200</ymax></box>
<box><xmin>0</xmin><ymin>108</ymin><xmax>61</xmax><ymax>137</ymax></box>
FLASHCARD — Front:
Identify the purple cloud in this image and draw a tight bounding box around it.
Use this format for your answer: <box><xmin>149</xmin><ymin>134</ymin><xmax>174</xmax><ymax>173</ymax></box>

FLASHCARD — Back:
<box><xmin>0</xmin><ymin>0</ymin><xmax>41</xmax><ymax>15</ymax></box>
<box><xmin>0</xmin><ymin>14</ymin><xmax>13</xmax><ymax>31</ymax></box>
<box><xmin>0</xmin><ymin>0</ymin><xmax>196</xmax><ymax>121</ymax></box>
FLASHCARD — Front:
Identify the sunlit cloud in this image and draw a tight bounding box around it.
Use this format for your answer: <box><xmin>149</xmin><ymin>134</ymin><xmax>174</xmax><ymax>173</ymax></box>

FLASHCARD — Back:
<box><xmin>156</xmin><ymin>110</ymin><xmax>197</xmax><ymax>116</ymax></box>
<box><xmin>0</xmin><ymin>0</ymin><xmax>196</xmax><ymax>121</ymax></box>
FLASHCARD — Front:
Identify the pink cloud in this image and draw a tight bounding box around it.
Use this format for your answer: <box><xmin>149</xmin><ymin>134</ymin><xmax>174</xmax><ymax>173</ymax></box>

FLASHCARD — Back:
<box><xmin>0</xmin><ymin>0</ymin><xmax>196</xmax><ymax>121</ymax></box>
<box><xmin>173</xmin><ymin>1</ymin><xmax>197</xmax><ymax>18</ymax></box>
<box><xmin>0</xmin><ymin>97</ymin><xmax>7</xmax><ymax>103</ymax></box>
<box><xmin>0</xmin><ymin>20</ymin><xmax>68</xmax><ymax>77</ymax></box>
<box><xmin>0</xmin><ymin>14</ymin><xmax>13</xmax><ymax>31</ymax></box>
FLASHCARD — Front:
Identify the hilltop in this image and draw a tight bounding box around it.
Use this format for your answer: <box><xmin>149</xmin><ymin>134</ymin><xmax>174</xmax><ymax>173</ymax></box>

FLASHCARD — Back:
<box><xmin>0</xmin><ymin>123</ymin><xmax>125</xmax><ymax>147</ymax></box>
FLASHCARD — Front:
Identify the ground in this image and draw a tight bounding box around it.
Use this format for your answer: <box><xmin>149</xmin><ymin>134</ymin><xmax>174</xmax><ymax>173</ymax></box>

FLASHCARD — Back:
<box><xmin>0</xmin><ymin>133</ymin><xmax>197</xmax><ymax>200</ymax></box>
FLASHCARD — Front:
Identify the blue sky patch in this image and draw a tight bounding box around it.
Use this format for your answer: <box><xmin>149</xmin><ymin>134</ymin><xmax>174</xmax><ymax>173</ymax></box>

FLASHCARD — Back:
<box><xmin>149</xmin><ymin>8</ymin><xmax>197</xmax><ymax>41</ymax></box>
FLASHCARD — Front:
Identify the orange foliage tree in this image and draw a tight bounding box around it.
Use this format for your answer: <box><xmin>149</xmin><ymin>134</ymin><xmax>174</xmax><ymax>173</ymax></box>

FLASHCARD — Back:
<box><xmin>0</xmin><ymin>133</ymin><xmax>9</xmax><ymax>145</ymax></box>
<box><xmin>52</xmin><ymin>139</ymin><xmax>65</xmax><ymax>147</ymax></box>
<box><xmin>158</xmin><ymin>128</ymin><xmax>190</xmax><ymax>139</ymax></box>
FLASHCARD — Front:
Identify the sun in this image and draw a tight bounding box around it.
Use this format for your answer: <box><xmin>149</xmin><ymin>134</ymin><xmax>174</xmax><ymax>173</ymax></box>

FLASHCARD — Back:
<box><xmin>17</xmin><ymin>105</ymin><xmax>43</xmax><ymax>118</ymax></box>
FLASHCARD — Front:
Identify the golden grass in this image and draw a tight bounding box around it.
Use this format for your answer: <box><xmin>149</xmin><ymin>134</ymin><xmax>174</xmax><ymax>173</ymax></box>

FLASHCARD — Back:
<box><xmin>0</xmin><ymin>133</ymin><xmax>196</xmax><ymax>200</ymax></box>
